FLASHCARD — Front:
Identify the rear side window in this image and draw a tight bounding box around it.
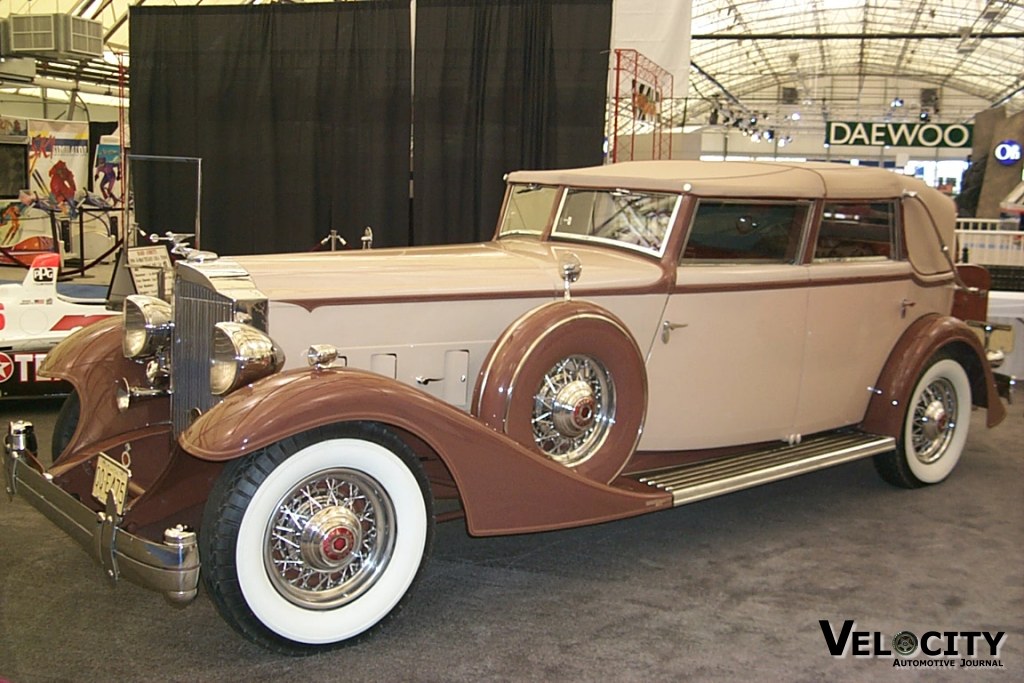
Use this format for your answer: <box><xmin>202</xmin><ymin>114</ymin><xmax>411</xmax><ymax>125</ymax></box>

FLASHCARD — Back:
<box><xmin>814</xmin><ymin>201</ymin><xmax>898</xmax><ymax>261</ymax></box>
<box><xmin>681</xmin><ymin>200</ymin><xmax>810</xmax><ymax>264</ymax></box>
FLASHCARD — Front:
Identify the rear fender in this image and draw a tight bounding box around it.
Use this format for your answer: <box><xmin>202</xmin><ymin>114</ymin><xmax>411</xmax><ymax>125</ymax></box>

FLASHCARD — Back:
<box><xmin>179</xmin><ymin>368</ymin><xmax>671</xmax><ymax>535</ymax></box>
<box><xmin>862</xmin><ymin>314</ymin><xmax>1007</xmax><ymax>437</ymax></box>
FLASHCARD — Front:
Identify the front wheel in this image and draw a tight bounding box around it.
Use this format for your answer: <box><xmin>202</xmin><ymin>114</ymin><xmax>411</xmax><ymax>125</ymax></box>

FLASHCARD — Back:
<box><xmin>200</xmin><ymin>422</ymin><xmax>434</xmax><ymax>654</ymax></box>
<box><xmin>874</xmin><ymin>357</ymin><xmax>972</xmax><ymax>488</ymax></box>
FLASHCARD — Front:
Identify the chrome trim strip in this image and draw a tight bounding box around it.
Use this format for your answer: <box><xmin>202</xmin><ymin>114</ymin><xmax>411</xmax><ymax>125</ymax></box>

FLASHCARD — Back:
<box><xmin>633</xmin><ymin>432</ymin><xmax>895</xmax><ymax>506</ymax></box>
<box><xmin>3</xmin><ymin>424</ymin><xmax>200</xmax><ymax>603</ymax></box>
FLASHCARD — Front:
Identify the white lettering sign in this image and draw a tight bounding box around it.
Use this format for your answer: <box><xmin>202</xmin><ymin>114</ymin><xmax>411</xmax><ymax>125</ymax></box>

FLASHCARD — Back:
<box><xmin>827</xmin><ymin>122</ymin><xmax>972</xmax><ymax>148</ymax></box>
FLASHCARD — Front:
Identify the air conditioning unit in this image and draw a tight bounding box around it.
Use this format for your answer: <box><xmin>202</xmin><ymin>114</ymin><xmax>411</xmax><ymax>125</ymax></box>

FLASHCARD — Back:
<box><xmin>780</xmin><ymin>87</ymin><xmax>799</xmax><ymax>105</ymax></box>
<box><xmin>5</xmin><ymin>14</ymin><xmax>103</xmax><ymax>60</ymax></box>
<box><xmin>920</xmin><ymin>88</ymin><xmax>940</xmax><ymax>111</ymax></box>
<box><xmin>61</xmin><ymin>15</ymin><xmax>103</xmax><ymax>58</ymax></box>
<box><xmin>7</xmin><ymin>14</ymin><xmax>58</xmax><ymax>54</ymax></box>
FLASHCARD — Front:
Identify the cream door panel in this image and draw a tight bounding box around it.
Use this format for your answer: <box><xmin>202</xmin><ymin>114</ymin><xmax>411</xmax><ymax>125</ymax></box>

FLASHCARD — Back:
<box><xmin>796</xmin><ymin>261</ymin><xmax>913</xmax><ymax>434</ymax></box>
<box><xmin>640</xmin><ymin>265</ymin><xmax>808</xmax><ymax>450</ymax></box>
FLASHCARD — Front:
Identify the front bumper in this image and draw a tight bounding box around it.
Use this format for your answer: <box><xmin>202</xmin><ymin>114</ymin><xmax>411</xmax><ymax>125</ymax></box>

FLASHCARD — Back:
<box><xmin>3</xmin><ymin>421</ymin><xmax>200</xmax><ymax>604</ymax></box>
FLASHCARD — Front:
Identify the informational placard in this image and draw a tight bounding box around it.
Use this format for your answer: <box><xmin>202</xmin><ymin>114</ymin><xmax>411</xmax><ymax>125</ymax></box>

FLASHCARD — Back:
<box><xmin>126</xmin><ymin>245</ymin><xmax>174</xmax><ymax>299</ymax></box>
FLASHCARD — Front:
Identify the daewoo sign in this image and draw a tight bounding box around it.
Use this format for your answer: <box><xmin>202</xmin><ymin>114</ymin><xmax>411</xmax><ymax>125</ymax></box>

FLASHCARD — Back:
<box><xmin>826</xmin><ymin>121</ymin><xmax>973</xmax><ymax>148</ymax></box>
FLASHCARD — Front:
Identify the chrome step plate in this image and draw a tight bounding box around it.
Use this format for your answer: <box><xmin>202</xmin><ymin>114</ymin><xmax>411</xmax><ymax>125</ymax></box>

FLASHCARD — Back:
<box><xmin>632</xmin><ymin>432</ymin><xmax>895</xmax><ymax>506</ymax></box>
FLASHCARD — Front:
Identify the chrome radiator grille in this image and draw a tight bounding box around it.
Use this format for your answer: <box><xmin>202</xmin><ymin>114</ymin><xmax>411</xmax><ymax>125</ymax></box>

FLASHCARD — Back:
<box><xmin>171</xmin><ymin>278</ymin><xmax>235</xmax><ymax>435</ymax></box>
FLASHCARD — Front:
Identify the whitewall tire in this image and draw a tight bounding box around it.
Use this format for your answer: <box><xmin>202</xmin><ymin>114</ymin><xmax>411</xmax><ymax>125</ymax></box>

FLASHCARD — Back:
<box><xmin>201</xmin><ymin>422</ymin><xmax>433</xmax><ymax>654</ymax></box>
<box><xmin>874</xmin><ymin>357</ymin><xmax>972</xmax><ymax>488</ymax></box>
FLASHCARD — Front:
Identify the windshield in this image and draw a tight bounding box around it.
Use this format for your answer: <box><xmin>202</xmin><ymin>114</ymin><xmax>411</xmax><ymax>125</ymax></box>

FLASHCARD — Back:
<box><xmin>550</xmin><ymin>188</ymin><xmax>680</xmax><ymax>256</ymax></box>
<box><xmin>497</xmin><ymin>184</ymin><xmax>560</xmax><ymax>237</ymax></box>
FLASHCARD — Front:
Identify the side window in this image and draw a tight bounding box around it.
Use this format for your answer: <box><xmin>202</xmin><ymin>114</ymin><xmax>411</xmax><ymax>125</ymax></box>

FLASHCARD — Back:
<box><xmin>681</xmin><ymin>200</ymin><xmax>810</xmax><ymax>264</ymax></box>
<box><xmin>552</xmin><ymin>189</ymin><xmax>679</xmax><ymax>255</ymax></box>
<box><xmin>814</xmin><ymin>201</ymin><xmax>898</xmax><ymax>261</ymax></box>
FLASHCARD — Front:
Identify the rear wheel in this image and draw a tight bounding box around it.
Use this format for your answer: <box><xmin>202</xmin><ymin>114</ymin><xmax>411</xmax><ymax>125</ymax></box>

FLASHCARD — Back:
<box><xmin>200</xmin><ymin>422</ymin><xmax>433</xmax><ymax>654</ymax></box>
<box><xmin>874</xmin><ymin>357</ymin><xmax>972</xmax><ymax>488</ymax></box>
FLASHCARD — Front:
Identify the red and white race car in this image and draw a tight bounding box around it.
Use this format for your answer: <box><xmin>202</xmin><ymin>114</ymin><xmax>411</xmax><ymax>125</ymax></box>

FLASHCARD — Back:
<box><xmin>0</xmin><ymin>253</ymin><xmax>116</xmax><ymax>398</ymax></box>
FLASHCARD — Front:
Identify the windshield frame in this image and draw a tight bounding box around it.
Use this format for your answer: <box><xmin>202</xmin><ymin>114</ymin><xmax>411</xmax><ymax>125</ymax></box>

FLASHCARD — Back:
<box><xmin>496</xmin><ymin>183</ymin><xmax>562</xmax><ymax>239</ymax></box>
<box><xmin>547</xmin><ymin>187</ymin><xmax>682</xmax><ymax>258</ymax></box>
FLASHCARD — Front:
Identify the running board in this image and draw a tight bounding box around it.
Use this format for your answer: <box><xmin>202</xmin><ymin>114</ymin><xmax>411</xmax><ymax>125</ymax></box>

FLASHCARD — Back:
<box><xmin>631</xmin><ymin>432</ymin><xmax>895</xmax><ymax>507</ymax></box>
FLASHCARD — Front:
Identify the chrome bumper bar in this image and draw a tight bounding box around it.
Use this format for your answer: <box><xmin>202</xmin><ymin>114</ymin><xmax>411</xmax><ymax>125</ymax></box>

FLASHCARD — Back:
<box><xmin>3</xmin><ymin>421</ymin><xmax>200</xmax><ymax>604</ymax></box>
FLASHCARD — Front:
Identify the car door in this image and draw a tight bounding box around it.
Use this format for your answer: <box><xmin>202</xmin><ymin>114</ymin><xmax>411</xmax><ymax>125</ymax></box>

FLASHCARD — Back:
<box><xmin>640</xmin><ymin>199</ymin><xmax>813</xmax><ymax>451</ymax></box>
<box><xmin>796</xmin><ymin>199</ymin><xmax>915</xmax><ymax>434</ymax></box>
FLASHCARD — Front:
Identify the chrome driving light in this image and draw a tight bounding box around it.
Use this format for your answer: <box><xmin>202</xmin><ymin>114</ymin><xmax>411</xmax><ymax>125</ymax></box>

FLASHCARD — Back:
<box><xmin>123</xmin><ymin>295</ymin><xmax>173</xmax><ymax>359</ymax></box>
<box><xmin>210</xmin><ymin>322</ymin><xmax>285</xmax><ymax>396</ymax></box>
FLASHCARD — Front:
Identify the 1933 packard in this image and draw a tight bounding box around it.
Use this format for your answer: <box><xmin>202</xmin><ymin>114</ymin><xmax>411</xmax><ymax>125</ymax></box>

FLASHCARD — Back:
<box><xmin>4</xmin><ymin>160</ymin><xmax>1007</xmax><ymax>653</ymax></box>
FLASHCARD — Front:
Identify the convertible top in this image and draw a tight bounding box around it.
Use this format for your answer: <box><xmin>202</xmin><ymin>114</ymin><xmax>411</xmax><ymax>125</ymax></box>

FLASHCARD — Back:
<box><xmin>508</xmin><ymin>160</ymin><xmax>957</xmax><ymax>275</ymax></box>
<box><xmin>510</xmin><ymin>160</ymin><xmax>922</xmax><ymax>200</ymax></box>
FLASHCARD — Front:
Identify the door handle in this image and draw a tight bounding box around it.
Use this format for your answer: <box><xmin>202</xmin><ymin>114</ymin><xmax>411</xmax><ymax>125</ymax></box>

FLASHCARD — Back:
<box><xmin>900</xmin><ymin>298</ymin><xmax>916</xmax><ymax>318</ymax></box>
<box><xmin>661</xmin><ymin>320</ymin><xmax>688</xmax><ymax>344</ymax></box>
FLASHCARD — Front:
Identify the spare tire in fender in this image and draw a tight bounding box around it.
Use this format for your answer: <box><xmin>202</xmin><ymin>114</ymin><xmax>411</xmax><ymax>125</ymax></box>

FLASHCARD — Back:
<box><xmin>473</xmin><ymin>300</ymin><xmax>648</xmax><ymax>484</ymax></box>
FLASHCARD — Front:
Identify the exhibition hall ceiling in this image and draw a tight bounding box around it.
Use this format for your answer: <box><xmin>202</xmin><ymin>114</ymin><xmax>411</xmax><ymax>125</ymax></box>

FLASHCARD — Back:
<box><xmin>687</xmin><ymin>0</ymin><xmax>1024</xmax><ymax>126</ymax></box>
<box><xmin>0</xmin><ymin>0</ymin><xmax>1021</xmax><ymax>123</ymax></box>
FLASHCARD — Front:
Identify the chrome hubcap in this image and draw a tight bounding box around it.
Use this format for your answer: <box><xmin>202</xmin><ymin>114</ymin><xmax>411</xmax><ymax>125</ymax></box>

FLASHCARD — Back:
<box><xmin>299</xmin><ymin>507</ymin><xmax>363</xmax><ymax>571</ymax></box>
<box><xmin>912</xmin><ymin>378</ymin><xmax>957</xmax><ymax>464</ymax></box>
<box><xmin>532</xmin><ymin>355</ymin><xmax>614</xmax><ymax>466</ymax></box>
<box><xmin>551</xmin><ymin>380</ymin><xmax>597</xmax><ymax>437</ymax></box>
<box><xmin>264</xmin><ymin>468</ymin><xmax>395</xmax><ymax>609</ymax></box>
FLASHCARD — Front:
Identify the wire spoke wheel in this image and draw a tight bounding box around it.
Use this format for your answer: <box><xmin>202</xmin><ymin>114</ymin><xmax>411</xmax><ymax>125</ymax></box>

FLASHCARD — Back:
<box><xmin>909</xmin><ymin>377</ymin><xmax>957</xmax><ymax>464</ymax></box>
<box><xmin>531</xmin><ymin>354</ymin><xmax>614</xmax><ymax>466</ymax></box>
<box><xmin>873</xmin><ymin>357</ymin><xmax>971</xmax><ymax>489</ymax></box>
<box><xmin>265</xmin><ymin>468</ymin><xmax>395</xmax><ymax>609</ymax></box>
<box><xmin>200</xmin><ymin>423</ymin><xmax>433</xmax><ymax>653</ymax></box>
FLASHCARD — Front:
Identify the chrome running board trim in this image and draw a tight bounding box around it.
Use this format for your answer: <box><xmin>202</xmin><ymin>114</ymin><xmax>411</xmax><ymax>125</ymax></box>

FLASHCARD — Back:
<box><xmin>632</xmin><ymin>432</ymin><xmax>895</xmax><ymax>507</ymax></box>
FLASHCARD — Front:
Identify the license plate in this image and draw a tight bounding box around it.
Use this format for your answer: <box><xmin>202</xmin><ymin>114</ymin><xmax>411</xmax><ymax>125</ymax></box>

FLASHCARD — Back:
<box><xmin>92</xmin><ymin>454</ymin><xmax>130</xmax><ymax>515</ymax></box>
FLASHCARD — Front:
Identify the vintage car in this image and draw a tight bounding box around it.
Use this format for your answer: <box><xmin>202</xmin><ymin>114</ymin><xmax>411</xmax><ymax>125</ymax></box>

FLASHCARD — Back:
<box><xmin>0</xmin><ymin>253</ymin><xmax>116</xmax><ymax>398</ymax></box>
<box><xmin>3</xmin><ymin>160</ymin><xmax>1007</xmax><ymax>654</ymax></box>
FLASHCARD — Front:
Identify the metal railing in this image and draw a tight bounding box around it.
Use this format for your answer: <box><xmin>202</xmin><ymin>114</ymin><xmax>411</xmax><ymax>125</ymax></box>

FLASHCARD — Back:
<box><xmin>955</xmin><ymin>217</ymin><xmax>1024</xmax><ymax>266</ymax></box>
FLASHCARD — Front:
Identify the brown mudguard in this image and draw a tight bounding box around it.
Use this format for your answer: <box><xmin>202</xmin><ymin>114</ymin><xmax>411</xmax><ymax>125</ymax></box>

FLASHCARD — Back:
<box><xmin>38</xmin><ymin>316</ymin><xmax>171</xmax><ymax>460</ymax></box>
<box><xmin>862</xmin><ymin>314</ymin><xmax>1007</xmax><ymax>437</ymax></box>
<box><xmin>180</xmin><ymin>368</ymin><xmax>671</xmax><ymax>536</ymax></box>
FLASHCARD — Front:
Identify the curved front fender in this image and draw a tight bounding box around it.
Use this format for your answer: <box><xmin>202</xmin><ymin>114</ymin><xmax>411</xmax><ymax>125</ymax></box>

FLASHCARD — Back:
<box><xmin>862</xmin><ymin>314</ymin><xmax>1007</xmax><ymax>437</ymax></box>
<box><xmin>180</xmin><ymin>367</ymin><xmax>671</xmax><ymax>535</ymax></box>
<box><xmin>39</xmin><ymin>315</ymin><xmax>169</xmax><ymax>459</ymax></box>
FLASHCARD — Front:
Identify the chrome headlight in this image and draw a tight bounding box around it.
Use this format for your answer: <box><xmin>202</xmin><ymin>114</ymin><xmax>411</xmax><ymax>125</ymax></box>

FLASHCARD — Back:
<box><xmin>123</xmin><ymin>295</ymin><xmax>174</xmax><ymax>359</ymax></box>
<box><xmin>210</xmin><ymin>322</ymin><xmax>285</xmax><ymax>396</ymax></box>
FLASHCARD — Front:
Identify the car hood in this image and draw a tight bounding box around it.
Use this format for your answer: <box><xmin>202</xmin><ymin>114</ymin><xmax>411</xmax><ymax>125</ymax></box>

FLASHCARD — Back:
<box><xmin>227</xmin><ymin>239</ymin><xmax>666</xmax><ymax>306</ymax></box>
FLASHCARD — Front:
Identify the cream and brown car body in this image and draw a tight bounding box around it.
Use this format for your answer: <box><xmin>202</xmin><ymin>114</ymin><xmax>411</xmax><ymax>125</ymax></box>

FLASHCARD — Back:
<box><xmin>3</xmin><ymin>160</ymin><xmax>1006</xmax><ymax>653</ymax></box>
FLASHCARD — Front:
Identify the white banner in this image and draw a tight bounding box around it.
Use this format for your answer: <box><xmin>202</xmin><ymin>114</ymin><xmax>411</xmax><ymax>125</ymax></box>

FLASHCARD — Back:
<box><xmin>610</xmin><ymin>0</ymin><xmax>692</xmax><ymax>90</ymax></box>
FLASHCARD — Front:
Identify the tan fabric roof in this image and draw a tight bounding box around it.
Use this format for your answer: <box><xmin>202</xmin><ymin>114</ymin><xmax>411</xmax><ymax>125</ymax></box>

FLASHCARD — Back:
<box><xmin>508</xmin><ymin>160</ymin><xmax>931</xmax><ymax>199</ymax></box>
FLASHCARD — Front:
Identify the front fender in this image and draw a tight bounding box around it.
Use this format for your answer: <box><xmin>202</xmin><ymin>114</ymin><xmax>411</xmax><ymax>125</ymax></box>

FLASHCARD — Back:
<box><xmin>180</xmin><ymin>367</ymin><xmax>671</xmax><ymax>535</ymax></box>
<box><xmin>862</xmin><ymin>314</ymin><xmax>1007</xmax><ymax>437</ymax></box>
<box><xmin>38</xmin><ymin>316</ymin><xmax>169</xmax><ymax>459</ymax></box>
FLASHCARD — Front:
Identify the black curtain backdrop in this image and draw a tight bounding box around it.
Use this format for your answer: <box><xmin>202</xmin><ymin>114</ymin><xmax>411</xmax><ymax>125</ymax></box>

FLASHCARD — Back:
<box><xmin>413</xmin><ymin>0</ymin><xmax>613</xmax><ymax>245</ymax></box>
<box><xmin>130</xmin><ymin>3</ymin><xmax>411</xmax><ymax>255</ymax></box>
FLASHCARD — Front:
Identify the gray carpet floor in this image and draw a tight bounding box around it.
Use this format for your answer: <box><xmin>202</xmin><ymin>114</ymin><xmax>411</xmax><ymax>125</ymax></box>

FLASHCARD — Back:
<box><xmin>0</xmin><ymin>399</ymin><xmax>1021</xmax><ymax>682</ymax></box>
